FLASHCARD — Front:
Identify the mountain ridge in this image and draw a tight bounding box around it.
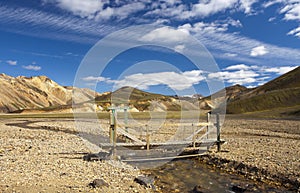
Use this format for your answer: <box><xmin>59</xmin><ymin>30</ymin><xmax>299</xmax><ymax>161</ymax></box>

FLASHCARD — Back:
<box><xmin>1</xmin><ymin>66</ymin><xmax>299</xmax><ymax>115</ymax></box>
<box><xmin>0</xmin><ymin>74</ymin><xmax>99</xmax><ymax>113</ymax></box>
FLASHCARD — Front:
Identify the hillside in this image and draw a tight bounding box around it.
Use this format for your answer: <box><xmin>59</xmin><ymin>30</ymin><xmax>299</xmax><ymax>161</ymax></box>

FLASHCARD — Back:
<box><xmin>1</xmin><ymin>67</ymin><xmax>299</xmax><ymax>115</ymax></box>
<box><xmin>198</xmin><ymin>84</ymin><xmax>249</xmax><ymax>110</ymax></box>
<box><xmin>95</xmin><ymin>86</ymin><xmax>200</xmax><ymax>112</ymax></box>
<box><xmin>0</xmin><ymin>74</ymin><xmax>99</xmax><ymax>113</ymax></box>
<box><xmin>226</xmin><ymin>66</ymin><xmax>300</xmax><ymax>114</ymax></box>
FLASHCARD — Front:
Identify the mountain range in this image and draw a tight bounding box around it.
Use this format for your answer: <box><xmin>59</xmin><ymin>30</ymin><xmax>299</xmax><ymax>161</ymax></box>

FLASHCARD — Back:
<box><xmin>0</xmin><ymin>66</ymin><xmax>299</xmax><ymax>116</ymax></box>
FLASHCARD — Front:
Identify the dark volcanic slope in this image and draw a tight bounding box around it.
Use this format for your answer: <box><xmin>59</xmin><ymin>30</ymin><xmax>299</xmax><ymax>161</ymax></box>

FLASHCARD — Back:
<box><xmin>226</xmin><ymin>66</ymin><xmax>300</xmax><ymax>114</ymax></box>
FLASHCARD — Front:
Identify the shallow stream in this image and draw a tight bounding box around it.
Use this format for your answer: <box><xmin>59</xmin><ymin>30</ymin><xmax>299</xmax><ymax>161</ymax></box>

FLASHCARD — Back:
<box><xmin>149</xmin><ymin>159</ymin><xmax>293</xmax><ymax>193</ymax></box>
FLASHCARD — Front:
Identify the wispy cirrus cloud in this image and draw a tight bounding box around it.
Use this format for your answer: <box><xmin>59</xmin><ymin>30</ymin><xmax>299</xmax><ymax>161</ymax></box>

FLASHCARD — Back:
<box><xmin>264</xmin><ymin>0</ymin><xmax>300</xmax><ymax>38</ymax></box>
<box><xmin>22</xmin><ymin>65</ymin><xmax>42</xmax><ymax>71</ymax></box>
<box><xmin>82</xmin><ymin>76</ymin><xmax>108</xmax><ymax>82</ymax></box>
<box><xmin>1</xmin><ymin>1</ymin><xmax>300</xmax><ymax>67</ymax></box>
<box><xmin>287</xmin><ymin>26</ymin><xmax>300</xmax><ymax>38</ymax></box>
<box><xmin>178</xmin><ymin>22</ymin><xmax>300</xmax><ymax>65</ymax></box>
<box><xmin>0</xmin><ymin>5</ymin><xmax>117</xmax><ymax>44</ymax></box>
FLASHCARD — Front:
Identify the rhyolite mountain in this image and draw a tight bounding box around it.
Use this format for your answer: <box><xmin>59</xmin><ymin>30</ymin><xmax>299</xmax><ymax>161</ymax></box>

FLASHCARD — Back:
<box><xmin>0</xmin><ymin>66</ymin><xmax>299</xmax><ymax>115</ymax></box>
<box><xmin>226</xmin><ymin>66</ymin><xmax>300</xmax><ymax>114</ymax></box>
<box><xmin>0</xmin><ymin>74</ymin><xmax>99</xmax><ymax>113</ymax></box>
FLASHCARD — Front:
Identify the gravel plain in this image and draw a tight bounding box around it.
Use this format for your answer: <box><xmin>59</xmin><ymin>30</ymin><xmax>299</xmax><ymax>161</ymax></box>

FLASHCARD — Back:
<box><xmin>0</xmin><ymin>118</ymin><xmax>152</xmax><ymax>193</ymax></box>
<box><xmin>0</xmin><ymin>116</ymin><xmax>299</xmax><ymax>192</ymax></box>
<box><xmin>206</xmin><ymin>117</ymin><xmax>300</xmax><ymax>191</ymax></box>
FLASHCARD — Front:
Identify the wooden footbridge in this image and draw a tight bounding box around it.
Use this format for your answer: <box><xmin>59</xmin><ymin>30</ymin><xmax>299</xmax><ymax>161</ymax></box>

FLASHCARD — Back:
<box><xmin>99</xmin><ymin>106</ymin><xmax>224</xmax><ymax>162</ymax></box>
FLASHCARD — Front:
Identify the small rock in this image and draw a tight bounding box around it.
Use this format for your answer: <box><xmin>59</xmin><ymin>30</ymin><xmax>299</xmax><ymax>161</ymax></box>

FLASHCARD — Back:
<box><xmin>134</xmin><ymin>175</ymin><xmax>155</xmax><ymax>189</ymax></box>
<box><xmin>88</xmin><ymin>179</ymin><xmax>109</xmax><ymax>188</ymax></box>
<box><xmin>191</xmin><ymin>185</ymin><xmax>204</xmax><ymax>193</ymax></box>
<box><xmin>231</xmin><ymin>184</ymin><xmax>247</xmax><ymax>193</ymax></box>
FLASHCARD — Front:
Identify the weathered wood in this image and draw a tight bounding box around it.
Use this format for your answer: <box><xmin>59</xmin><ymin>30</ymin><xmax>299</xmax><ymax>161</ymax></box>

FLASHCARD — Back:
<box><xmin>216</xmin><ymin>113</ymin><xmax>221</xmax><ymax>152</ymax></box>
<box><xmin>117</xmin><ymin>127</ymin><xmax>144</xmax><ymax>145</ymax></box>
<box><xmin>185</xmin><ymin>125</ymin><xmax>207</xmax><ymax>141</ymax></box>
<box><xmin>146</xmin><ymin>125</ymin><xmax>150</xmax><ymax>151</ymax></box>
<box><xmin>99</xmin><ymin>139</ymin><xmax>224</xmax><ymax>149</ymax></box>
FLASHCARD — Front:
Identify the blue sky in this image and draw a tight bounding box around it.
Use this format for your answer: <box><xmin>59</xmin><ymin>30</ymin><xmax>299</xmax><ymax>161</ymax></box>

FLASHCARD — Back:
<box><xmin>0</xmin><ymin>0</ymin><xmax>299</xmax><ymax>96</ymax></box>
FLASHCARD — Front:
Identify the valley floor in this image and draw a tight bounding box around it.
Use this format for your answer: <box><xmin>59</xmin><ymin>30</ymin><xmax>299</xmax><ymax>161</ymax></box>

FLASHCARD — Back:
<box><xmin>0</xmin><ymin>118</ymin><xmax>149</xmax><ymax>193</ymax></box>
<box><xmin>207</xmin><ymin>117</ymin><xmax>300</xmax><ymax>191</ymax></box>
<box><xmin>0</xmin><ymin>116</ymin><xmax>299</xmax><ymax>192</ymax></box>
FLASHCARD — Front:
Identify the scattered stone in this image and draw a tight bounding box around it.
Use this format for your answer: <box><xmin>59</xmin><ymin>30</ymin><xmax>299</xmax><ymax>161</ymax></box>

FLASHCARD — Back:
<box><xmin>134</xmin><ymin>175</ymin><xmax>155</xmax><ymax>189</ymax></box>
<box><xmin>88</xmin><ymin>179</ymin><xmax>109</xmax><ymax>188</ymax></box>
<box><xmin>191</xmin><ymin>185</ymin><xmax>204</xmax><ymax>193</ymax></box>
<box><xmin>231</xmin><ymin>184</ymin><xmax>247</xmax><ymax>193</ymax></box>
<box><xmin>83</xmin><ymin>151</ymin><xmax>110</xmax><ymax>161</ymax></box>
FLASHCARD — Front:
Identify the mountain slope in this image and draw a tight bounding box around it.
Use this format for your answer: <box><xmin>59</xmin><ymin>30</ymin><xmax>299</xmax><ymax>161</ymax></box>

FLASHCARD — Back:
<box><xmin>198</xmin><ymin>84</ymin><xmax>249</xmax><ymax>110</ymax></box>
<box><xmin>0</xmin><ymin>74</ymin><xmax>98</xmax><ymax>113</ymax></box>
<box><xmin>95</xmin><ymin>86</ymin><xmax>200</xmax><ymax>111</ymax></box>
<box><xmin>226</xmin><ymin>66</ymin><xmax>300</xmax><ymax>114</ymax></box>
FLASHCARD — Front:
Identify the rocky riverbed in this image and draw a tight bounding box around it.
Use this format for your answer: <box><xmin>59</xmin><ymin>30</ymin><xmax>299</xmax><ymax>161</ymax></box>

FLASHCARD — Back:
<box><xmin>0</xmin><ymin>118</ymin><xmax>151</xmax><ymax>193</ymax></box>
<box><xmin>205</xmin><ymin>117</ymin><xmax>300</xmax><ymax>191</ymax></box>
<box><xmin>0</xmin><ymin>116</ymin><xmax>299</xmax><ymax>192</ymax></box>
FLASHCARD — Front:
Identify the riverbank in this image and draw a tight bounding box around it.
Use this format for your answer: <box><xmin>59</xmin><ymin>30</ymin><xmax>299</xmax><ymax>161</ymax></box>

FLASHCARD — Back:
<box><xmin>203</xmin><ymin>117</ymin><xmax>300</xmax><ymax>191</ymax></box>
<box><xmin>0</xmin><ymin>117</ymin><xmax>299</xmax><ymax>192</ymax></box>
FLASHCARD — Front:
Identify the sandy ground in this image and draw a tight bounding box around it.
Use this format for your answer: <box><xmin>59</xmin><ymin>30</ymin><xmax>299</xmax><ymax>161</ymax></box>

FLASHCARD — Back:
<box><xmin>208</xmin><ymin>117</ymin><xmax>300</xmax><ymax>191</ymax></box>
<box><xmin>0</xmin><ymin>118</ymin><xmax>151</xmax><ymax>193</ymax></box>
<box><xmin>0</xmin><ymin>116</ymin><xmax>299</xmax><ymax>192</ymax></box>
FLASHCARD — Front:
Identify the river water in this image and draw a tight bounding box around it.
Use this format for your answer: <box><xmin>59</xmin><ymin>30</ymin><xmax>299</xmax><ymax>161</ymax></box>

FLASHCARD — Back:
<box><xmin>149</xmin><ymin>159</ymin><xmax>294</xmax><ymax>193</ymax></box>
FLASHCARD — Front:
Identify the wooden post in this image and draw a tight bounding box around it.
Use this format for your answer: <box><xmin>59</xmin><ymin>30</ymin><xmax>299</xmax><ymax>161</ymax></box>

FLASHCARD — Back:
<box><xmin>113</xmin><ymin>110</ymin><xmax>117</xmax><ymax>147</ymax></box>
<box><xmin>207</xmin><ymin>112</ymin><xmax>210</xmax><ymax>139</ymax></box>
<box><xmin>206</xmin><ymin>112</ymin><xmax>211</xmax><ymax>151</ymax></box>
<box><xmin>146</xmin><ymin>125</ymin><xmax>150</xmax><ymax>151</ymax></box>
<box><xmin>109</xmin><ymin>109</ymin><xmax>115</xmax><ymax>143</ymax></box>
<box><xmin>192</xmin><ymin>123</ymin><xmax>196</xmax><ymax>148</ymax></box>
<box><xmin>216</xmin><ymin>113</ymin><xmax>221</xmax><ymax>152</ymax></box>
<box><xmin>124</xmin><ymin>108</ymin><xmax>129</xmax><ymax>143</ymax></box>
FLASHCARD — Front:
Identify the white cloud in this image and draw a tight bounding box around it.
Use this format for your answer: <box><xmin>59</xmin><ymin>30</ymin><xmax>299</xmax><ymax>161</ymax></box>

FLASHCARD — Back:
<box><xmin>45</xmin><ymin>0</ymin><xmax>105</xmax><ymax>18</ymax></box>
<box><xmin>239</xmin><ymin>0</ymin><xmax>258</xmax><ymax>14</ymax></box>
<box><xmin>185</xmin><ymin>0</ymin><xmax>238</xmax><ymax>18</ymax></box>
<box><xmin>82</xmin><ymin>76</ymin><xmax>107</xmax><ymax>82</ymax></box>
<box><xmin>140</xmin><ymin>26</ymin><xmax>190</xmax><ymax>43</ymax></box>
<box><xmin>264</xmin><ymin>1</ymin><xmax>300</xmax><ymax>22</ymax></box>
<box><xmin>225</xmin><ymin>64</ymin><xmax>251</xmax><ymax>70</ymax></box>
<box><xmin>280</xmin><ymin>1</ymin><xmax>300</xmax><ymax>21</ymax></box>
<box><xmin>174</xmin><ymin>44</ymin><xmax>185</xmax><ymax>53</ymax></box>
<box><xmin>268</xmin><ymin>17</ymin><xmax>276</xmax><ymax>22</ymax></box>
<box><xmin>262</xmin><ymin>66</ymin><xmax>298</xmax><ymax>75</ymax></box>
<box><xmin>287</xmin><ymin>26</ymin><xmax>300</xmax><ymax>38</ymax></box>
<box><xmin>208</xmin><ymin>69</ymin><xmax>259</xmax><ymax>85</ymax></box>
<box><xmin>114</xmin><ymin>70</ymin><xmax>205</xmax><ymax>91</ymax></box>
<box><xmin>83</xmin><ymin>70</ymin><xmax>205</xmax><ymax>91</ymax></box>
<box><xmin>45</xmin><ymin>0</ymin><xmax>146</xmax><ymax>21</ymax></box>
<box><xmin>250</xmin><ymin>46</ymin><xmax>269</xmax><ymax>57</ymax></box>
<box><xmin>96</xmin><ymin>2</ymin><xmax>145</xmax><ymax>20</ymax></box>
<box><xmin>6</xmin><ymin>60</ymin><xmax>17</xmax><ymax>65</ymax></box>
<box><xmin>209</xmin><ymin>65</ymin><xmax>298</xmax><ymax>86</ymax></box>
<box><xmin>178</xmin><ymin>22</ymin><xmax>300</xmax><ymax>65</ymax></box>
<box><xmin>22</xmin><ymin>65</ymin><xmax>42</xmax><ymax>71</ymax></box>
<box><xmin>224</xmin><ymin>53</ymin><xmax>238</xmax><ymax>57</ymax></box>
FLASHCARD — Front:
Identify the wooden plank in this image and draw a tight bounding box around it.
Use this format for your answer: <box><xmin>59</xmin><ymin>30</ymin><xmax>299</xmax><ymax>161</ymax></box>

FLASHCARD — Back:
<box><xmin>117</xmin><ymin>127</ymin><xmax>144</xmax><ymax>145</ymax></box>
<box><xmin>185</xmin><ymin>125</ymin><xmax>207</xmax><ymax>141</ymax></box>
<box><xmin>99</xmin><ymin>140</ymin><xmax>222</xmax><ymax>149</ymax></box>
